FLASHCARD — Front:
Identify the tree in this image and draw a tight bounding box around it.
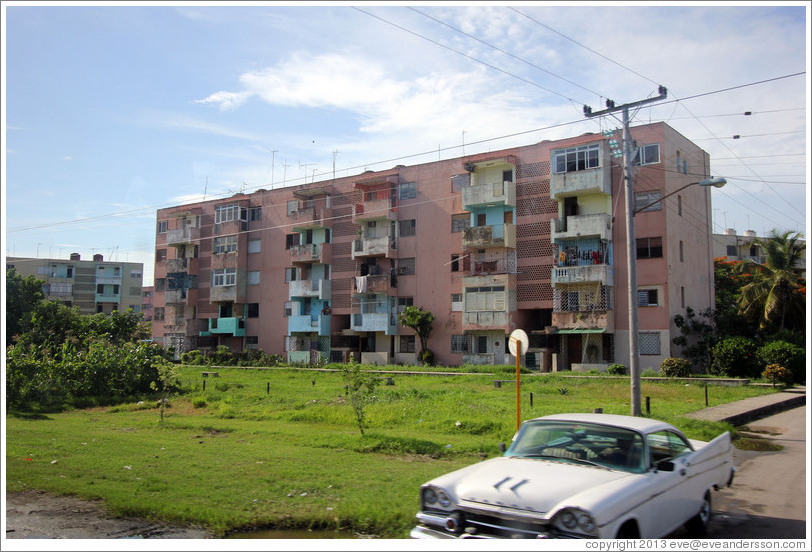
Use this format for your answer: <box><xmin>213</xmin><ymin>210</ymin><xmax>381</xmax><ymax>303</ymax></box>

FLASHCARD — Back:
<box><xmin>672</xmin><ymin>307</ymin><xmax>717</xmax><ymax>373</ymax></box>
<box><xmin>398</xmin><ymin>305</ymin><xmax>435</xmax><ymax>365</ymax></box>
<box><xmin>735</xmin><ymin>230</ymin><xmax>805</xmax><ymax>332</ymax></box>
<box><xmin>341</xmin><ymin>355</ymin><xmax>378</xmax><ymax>436</ymax></box>
<box><xmin>5</xmin><ymin>268</ymin><xmax>45</xmax><ymax>344</ymax></box>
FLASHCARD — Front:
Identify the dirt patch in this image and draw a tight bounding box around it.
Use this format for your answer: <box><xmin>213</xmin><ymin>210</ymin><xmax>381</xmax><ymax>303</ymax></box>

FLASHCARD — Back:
<box><xmin>5</xmin><ymin>490</ymin><xmax>212</xmax><ymax>539</ymax></box>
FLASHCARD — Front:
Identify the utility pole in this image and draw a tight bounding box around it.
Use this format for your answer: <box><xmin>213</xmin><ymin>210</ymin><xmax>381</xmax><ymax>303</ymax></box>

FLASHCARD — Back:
<box><xmin>583</xmin><ymin>87</ymin><xmax>667</xmax><ymax>417</ymax></box>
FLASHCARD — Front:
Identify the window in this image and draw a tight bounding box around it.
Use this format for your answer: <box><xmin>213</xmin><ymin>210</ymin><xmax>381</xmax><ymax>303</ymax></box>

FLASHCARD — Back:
<box><xmin>677</xmin><ymin>195</ymin><xmax>682</xmax><ymax>216</ymax></box>
<box><xmin>638</xmin><ymin>289</ymin><xmax>658</xmax><ymax>307</ymax></box>
<box><xmin>726</xmin><ymin>245</ymin><xmax>737</xmax><ymax>256</ymax></box>
<box><xmin>284</xmin><ymin>301</ymin><xmax>294</xmax><ymax>317</ymax></box>
<box><xmin>399</xmin><ymin>335</ymin><xmax>416</xmax><ymax>353</ymax></box>
<box><xmin>502</xmin><ymin>169</ymin><xmax>514</xmax><ymax>183</ymax></box>
<box><xmin>632</xmin><ymin>143</ymin><xmax>660</xmax><ymax>166</ymax></box>
<box><xmin>247</xmin><ymin>303</ymin><xmax>260</xmax><ymax>318</ymax></box>
<box><xmin>285</xmin><ymin>233</ymin><xmax>300</xmax><ymax>250</ymax></box>
<box><xmin>212</xmin><ymin>268</ymin><xmax>237</xmax><ymax>287</ymax></box>
<box><xmin>397</xmin><ymin>257</ymin><xmax>415</xmax><ymax>275</ymax></box>
<box><xmin>647</xmin><ymin>431</ymin><xmax>692</xmax><ymax>464</ymax></box>
<box><xmin>156</xmin><ymin>249</ymin><xmax>167</xmax><ymax>262</ymax></box>
<box><xmin>399</xmin><ymin>219</ymin><xmax>416</xmax><ymax>237</ymax></box>
<box><xmin>248</xmin><ymin>239</ymin><xmax>261</xmax><ymax>254</ymax></box>
<box><xmin>451</xmin><ymin>213</ymin><xmax>471</xmax><ymax>233</ymax></box>
<box><xmin>155</xmin><ymin>278</ymin><xmax>165</xmax><ymax>292</ymax></box>
<box><xmin>215</xmin><ymin>203</ymin><xmax>242</xmax><ymax>224</ymax></box>
<box><xmin>249</xmin><ymin>206</ymin><xmax>262</xmax><ymax>221</ymax></box>
<box><xmin>246</xmin><ymin>336</ymin><xmax>259</xmax><ymax>350</ymax></box>
<box><xmin>129</xmin><ymin>286</ymin><xmax>141</xmax><ymax>295</ymax></box>
<box><xmin>552</xmin><ymin>144</ymin><xmax>600</xmax><ymax>174</ymax></box>
<box><xmin>450</xmin><ymin>254</ymin><xmax>461</xmax><ymax>272</ymax></box>
<box><xmin>157</xmin><ymin>220</ymin><xmax>168</xmax><ymax>234</ymax></box>
<box><xmin>639</xmin><ymin>332</ymin><xmax>661</xmax><ymax>355</ymax></box>
<box><xmin>285</xmin><ymin>267</ymin><xmax>298</xmax><ymax>282</ymax></box>
<box><xmin>213</xmin><ymin>235</ymin><xmax>238</xmax><ymax>254</ymax></box>
<box><xmin>153</xmin><ymin>307</ymin><xmax>165</xmax><ymax>321</ymax></box>
<box><xmin>681</xmin><ymin>286</ymin><xmax>685</xmax><ymax>308</ymax></box>
<box><xmin>635</xmin><ymin>190</ymin><xmax>662</xmax><ymax>213</ymax></box>
<box><xmin>679</xmin><ymin>240</ymin><xmax>684</xmax><ymax>262</ymax></box>
<box><xmin>451</xmin><ymin>173</ymin><xmax>470</xmax><ymax>192</ymax></box>
<box><xmin>451</xmin><ymin>334</ymin><xmax>469</xmax><ymax>353</ymax></box>
<box><xmin>130</xmin><ymin>270</ymin><xmax>142</xmax><ymax>278</ymax></box>
<box><xmin>451</xmin><ymin>293</ymin><xmax>463</xmax><ymax>311</ymax></box>
<box><xmin>636</xmin><ymin>237</ymin><xmax>663</xmax><ymax>259</ymax></box>
<box><xmin>247</xmin><ymin>271</ymin><xmax>260</xmax><ymax>285</ymax></box>
<box><xmin>398</xmin><ymin>297</ymin><xmax>413</xmax><ymax>312</ymax></box>
<box><xmin>399</xmin><ymin>181</ymin><xmax>417</xmax><ymax>200</ymax></box>
<box><xmin>287</xmin><ymin>200</ymin><xmax>299</xmax><ymax>215</ymax></box>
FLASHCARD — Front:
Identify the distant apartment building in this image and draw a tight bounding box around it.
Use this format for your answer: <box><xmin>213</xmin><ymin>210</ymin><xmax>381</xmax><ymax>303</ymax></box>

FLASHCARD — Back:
<box><xmin>141</xmin><ymin>286</ymin><xmax>155</xmax><ymax>321</ymax></box>
<box><xmin>152</xmin><ymin>121</ymin><xmax>716</xmax><ymax>371</ymax></box>
<box><xmin>713</xmin><ymin>229</ymin><xmax>806</xmax><ymax>279</ymax></box>
<box><xmin>6</xmin><ymin>253</ymin><xmax>145</xmax><ymax>316</ymax></box>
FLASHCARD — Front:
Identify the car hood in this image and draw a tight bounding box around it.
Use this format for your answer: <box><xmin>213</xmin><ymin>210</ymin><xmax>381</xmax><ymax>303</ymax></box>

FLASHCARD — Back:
<box><xmin>429</xmin><ymin>456</ymin><xmax>636</xmax><ymax>516</ymax></box>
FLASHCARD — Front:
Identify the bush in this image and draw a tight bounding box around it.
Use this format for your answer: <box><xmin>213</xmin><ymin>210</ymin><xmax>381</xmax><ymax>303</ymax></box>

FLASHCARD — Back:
<box><xmin>660</xmin><ymin>357</ymin><xmax>693</xmax><ymax>378</ymax></box>
<box><xmin>762</xmin><ymin>364</ymin><xmax>792</xmax><ymax>387</ymax></box>
<box><xmin>757</xmin><ymin>341</ymin><xmax>805</xmax><ymax>384</ymax></box>
<box><xmin>607</xmin><ymin>363</ymin><xmax>627</xmax><ymax>376</ymax></box>
<box><xmin>711</xmin><ymin>337</ymin><xmax>758</xmax><ymax>378</ymax></box>
<box><xmin>418</xmin><ymin>348</ymin><xmax>435</xmax><ymax>366</ymax></box>
<box><xmin>642</xmin><ymin>369</ymin><xmax>660</xmax><ymax>378</ymax></box>
<box><xmin>181</xmin><ymin>350</ymin><xmax>206</xmax><ymax>365</ymax></box>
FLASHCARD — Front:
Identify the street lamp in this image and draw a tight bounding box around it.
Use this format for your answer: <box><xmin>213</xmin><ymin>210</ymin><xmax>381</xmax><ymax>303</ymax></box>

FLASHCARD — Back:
<box><xmin>626</xmin><ymin>176</ymin><xmax>726</xmax><ymax>416</ymax></box>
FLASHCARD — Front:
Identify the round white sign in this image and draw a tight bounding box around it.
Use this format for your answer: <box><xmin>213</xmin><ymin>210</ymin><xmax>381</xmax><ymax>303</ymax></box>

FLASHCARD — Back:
<box><xmin>508</xmin><ymin>329</ymin><xmax>529</xmax><ymax>357</ymax></box>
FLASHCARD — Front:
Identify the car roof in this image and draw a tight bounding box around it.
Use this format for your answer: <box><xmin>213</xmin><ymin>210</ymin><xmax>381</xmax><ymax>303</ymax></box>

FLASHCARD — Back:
<box><xmin>526</xmin><ymin>413</ymin><xmax>675</xmax><ymax>434</ymax></box>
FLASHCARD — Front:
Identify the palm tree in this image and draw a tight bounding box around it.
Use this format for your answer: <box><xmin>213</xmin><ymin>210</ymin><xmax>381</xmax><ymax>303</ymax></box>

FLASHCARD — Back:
<box><xmin>735</xmin><ymin>230</ymin><xmax>805</xmax><ymax>331</ymax></box>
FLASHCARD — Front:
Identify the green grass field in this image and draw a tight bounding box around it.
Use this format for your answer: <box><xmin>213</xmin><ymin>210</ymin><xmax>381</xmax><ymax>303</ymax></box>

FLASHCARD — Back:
<box><xmin>5</xmin><ymin>366</ymin><xmax>777</xmax><ymax>537</ymax></box>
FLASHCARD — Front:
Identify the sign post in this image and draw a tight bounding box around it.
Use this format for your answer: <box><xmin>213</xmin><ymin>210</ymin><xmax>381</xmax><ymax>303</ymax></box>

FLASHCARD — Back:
<box><xmin>508</xmin><ymin>329</ymin><xmax>529</xmax><ymax>432</ymax></box>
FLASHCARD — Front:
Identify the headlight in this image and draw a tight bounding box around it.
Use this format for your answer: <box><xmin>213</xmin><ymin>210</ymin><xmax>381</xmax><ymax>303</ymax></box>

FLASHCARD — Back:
<box><xmin>421</xmin><ymin>486</ymin><xmax>453</xmax><ymax>510</ymax></box>
<box><xmin>552</xmin><ymin>508</ymin><xmax>598</xmax><ymax>536</ymax></box>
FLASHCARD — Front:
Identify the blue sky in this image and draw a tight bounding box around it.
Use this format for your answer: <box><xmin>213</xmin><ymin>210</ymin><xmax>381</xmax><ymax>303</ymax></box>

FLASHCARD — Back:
<box><xmin>3</xmin><ymin>2</ymin><xmax>809</xmax><ymax>284</ymax></box>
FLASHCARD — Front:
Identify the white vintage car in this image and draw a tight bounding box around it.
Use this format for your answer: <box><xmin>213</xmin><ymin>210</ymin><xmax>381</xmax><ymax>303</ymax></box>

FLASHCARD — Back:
<box><xmin>411</xmin><ymin>413</ymin><xmax>735</xmax><ymax>539</ymax></box>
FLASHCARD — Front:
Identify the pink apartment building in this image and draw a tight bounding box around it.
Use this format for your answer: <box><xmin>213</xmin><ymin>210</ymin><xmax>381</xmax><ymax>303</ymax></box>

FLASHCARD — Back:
<box><xmin>151</xmin><ymin>121</ymin><xmax>716</xmax><ymax>371</ymax></box>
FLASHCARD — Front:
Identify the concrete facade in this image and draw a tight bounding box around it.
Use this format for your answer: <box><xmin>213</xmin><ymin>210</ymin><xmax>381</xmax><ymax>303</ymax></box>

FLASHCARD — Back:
<box><xmin>6</xmin><ymin>254</ymin><xmax>145</xmax><ymax>316</ymax></box>
<box><xmin>151</xmin><ymin>122</ymin><xmax>715</xmax><ymax>369</ymax></box>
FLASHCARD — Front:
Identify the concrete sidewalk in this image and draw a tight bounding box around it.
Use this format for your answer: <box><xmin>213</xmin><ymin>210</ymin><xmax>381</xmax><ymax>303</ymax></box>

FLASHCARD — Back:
<box><xmin>684</xmin><ymin>385</ymin><xmax>806</xmax><ymax>426</ymax></box>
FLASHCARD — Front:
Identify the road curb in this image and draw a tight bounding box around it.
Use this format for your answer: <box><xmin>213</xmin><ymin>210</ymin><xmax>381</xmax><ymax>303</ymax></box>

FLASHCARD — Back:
<box><xmin>684</xmin><ymin>390</ymin><xmax>806</xmax><ymax>426</ymax></box>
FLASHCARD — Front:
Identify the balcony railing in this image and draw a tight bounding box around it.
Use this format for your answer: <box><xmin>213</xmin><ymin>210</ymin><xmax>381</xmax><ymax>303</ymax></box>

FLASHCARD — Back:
<box><xmin>352</xmin><ymin>235</ymin><xmax>397</xmax><ymax>259</ymax></box>
<box><xmin>288</xmin><ymin>313</ymin><xmax>331</xmax><ymax>336</ymax></box>
<box><xmin>462</xmin><ymin>180</ymin><xmax>516</xmax><ymax>209</ymax></box>
<box><xmin>351</xmin><ymin>312</ymin><xmax>398</xmax><ymax>334</ymax></box>
<box><xmin>166</xmin><ymin>226</ymin><xmax>200</xmax><ymax>246</ymax></box>
<box><xmin>462</xmin><ymin>223</ymin><xmax>516</xmax><ymax>250</ymax></box>
<box><xmin>551</xmin><ymin>213</ymin><xmax>612</xmax><ymax>242</ymax></box>
<box><xmin>551</xmin><ymin>264</ymin><xmax>613</xmax><ymax>286</ymax></box>
<box><xmin>353</xmin><ymin>198</ymin><xmax>395</xmax><ymax>222</ymax></box>
<box><xmin>462</xmin><ymin>310</ymin><xmax>508</xmax><ymax>329</ymax></box>
<box><xmin>288</xmin><ymin>278</ymin><xmax>331</xmax><ymax>300</ymax></box>
<box><xmin>290</xmin><ymin>243</ymin><xmax>332</xmax><ymax>265</ymax></box>
<box><xmin>550</xmin><ymin>161</ymin><xmax>612</xmax><ymax>199</ymax></box>
<box><xmin>199</xmin><ymin>316</ymin><xmax>246</xmax><ymax>337</ymax></box>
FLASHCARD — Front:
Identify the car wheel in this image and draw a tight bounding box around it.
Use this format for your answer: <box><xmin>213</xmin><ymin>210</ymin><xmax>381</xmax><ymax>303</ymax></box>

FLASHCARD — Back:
<box><xmin>615</xmin><ymin>521</ymin><xmax>639</xmax><ymax>539</ymax></box>
<box><xmin>685</xmin><ymin>490</ymin><xmax>712</xmax><ymax>536</ymax></box>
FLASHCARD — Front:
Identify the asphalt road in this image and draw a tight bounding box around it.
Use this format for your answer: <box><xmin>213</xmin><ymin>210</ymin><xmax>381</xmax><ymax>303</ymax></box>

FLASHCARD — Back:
<box><xmin>684</xmin><ymin>405</ymin><xmax>808</xmax><ymax>539</ymax></box>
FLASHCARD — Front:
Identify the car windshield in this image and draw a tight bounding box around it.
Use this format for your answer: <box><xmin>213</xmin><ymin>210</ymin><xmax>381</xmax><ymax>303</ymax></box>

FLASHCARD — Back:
<box><xmin>505</xmin><ymin>420</ymin><xmax>647</xmax><ymax>473</ymax></box>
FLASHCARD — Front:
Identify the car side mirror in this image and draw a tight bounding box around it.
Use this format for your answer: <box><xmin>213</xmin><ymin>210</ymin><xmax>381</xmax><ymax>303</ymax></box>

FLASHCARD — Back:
<box><xmin>656</xmin><ymin>460</ymin><xmax>675</xmax><ymax>472</ymax></box>
<box><xmin>498</xmin><ymin>442</ymin><xmax>507</xmax><ymax>453</ymax></box>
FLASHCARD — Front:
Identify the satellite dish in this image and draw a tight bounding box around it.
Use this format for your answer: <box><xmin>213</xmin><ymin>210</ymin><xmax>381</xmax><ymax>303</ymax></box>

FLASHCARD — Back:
<box><xmin>508</xmin><ymin>329</ymin><xmax>529</xmax><ymax>358</ymax></box>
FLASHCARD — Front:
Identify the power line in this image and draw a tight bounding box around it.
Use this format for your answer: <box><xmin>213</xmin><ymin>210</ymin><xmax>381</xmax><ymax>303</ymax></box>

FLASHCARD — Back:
<box><xmin>352</xmin><ymin>6</ymin><xmax>588</xmax><ymax>105</ymax></box>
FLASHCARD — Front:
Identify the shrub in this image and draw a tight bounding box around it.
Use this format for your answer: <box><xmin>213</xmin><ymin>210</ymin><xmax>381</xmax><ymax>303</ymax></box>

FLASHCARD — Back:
<box><xmin>762</xmin><ymin>364</ymin><xmax>792</xmax><ymax>387</ymax></box>
<box><xmin>607</xmin><ymin>363</ymin><xmax>627</xmax><ymax>376</ymax></box>
<box><xmin>711</xmin><ymin>337</ymin><xmax>758</xmax><ymax>378</ymax></box>
<box><xmin>418</xmin><ymin>348</ymin><xmax>435</xmax><ymax>366</ymax></box>
<box><xmin>181</xmin><ymin>350</ymin><xmax>206</xmax><ymax>365</ymax></box>
<box><xmin>642</xmin><ymin>369</ymin><xmax>660</xmax><ymax>378</ymax></box>
<box><xmin>660</xmin><ymin>357</ymin><xmax>693</xmax><ymax>378</ymax></box>
<box><xmin>757</xmin><ymin>341</ymin><xmax>805</xmax><ymax>384</ymax></box>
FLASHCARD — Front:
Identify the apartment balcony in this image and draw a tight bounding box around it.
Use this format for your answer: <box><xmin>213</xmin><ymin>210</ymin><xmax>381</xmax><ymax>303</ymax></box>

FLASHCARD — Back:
<box><xmin>462</xmin><ymin>180</ymin><xmax>516</xmax><ymax>210</ymax></box>
<box><xmin>462</xmin><ymin>310</ymin><xmax>509</xmax><ymax>330</ymax></box>
<box><xmin>466</xmin><ymin>253</ymin><xmax>517</xmax><ymax>276</ymax></box>
<box><xmin>551</xmin><ymin>264</ymin><xmax>613</xmax><ymax>286</ymax></box>
<box><xmin>551</xmin><ymin>213</ymin><xmax>612</xmax><ymax>242</ymax></box>
<box><xmin>95</xmin><ymin>275</ymin><xmax>122</xmax><ymax>285</ymax></box>
<box><xmin>290</xmin><ymin>243</ymin><xmax>332</xmax><ymax>265</ymax></box>
<box><xmin>550</xmin><ymin>163</ymin><xmax>612</xmax><ymax>200</ymax></box>
<box><xmin>288</xmin><ymin>313</ymin><xmax>331</xmax><ymax>336</ymax></box>
<box><xmin>288</xmin><ymin>278</ymin><xmax>331</xmax><ymax>300</ymax></box>
<box><xmin>353</xmin><ymin>274</ymin><xmax>393</xmax><ymax>295</ymax></box>
<box><xmin>551</xmin><ymin>311</ymin><xmax>614</xmax><ymax>333</ymax></box>
<box><xmin>290</xmin><ymin>207</ymin><xmax>332</xmax><ymax>231</ymax></box>
<box><xmin>199</xmin><ymin>316</ymin><xmax>246</xmax><ymax>337</ymax></box>
<box><xmin>353</xmin><ymin>198</ymin><xmax>395</xmax><ymax>222</ymax></box>
<box><xmin>352</xmin><ymin>235</ymin><xmax>397</xmax><ymax>259</ymax></box>
<box><xmin>95</xmin><ymin>291</ymin><xmax>121</xmax><ymax>303</ymax></box>
<box><xmin>462</xmin><ymin>223</ymin><xmax>516</xmax><ymax>250</ymax></box>
<box><xmin>164</xmin><ymin>288</ymin><xmax>190</xmax><ymax>304</ymax></box>
<box><xmin>210</xmin><ymin>284</ymin><xmax>237</xmax><ymax>303</ymax></box>
<box><xmin>351</xmin><ymin>312</ymin><xmax>398</xmax><ymax>335</ymax></box>
<box><xmin>166</xmin><ymin>226</ymin><xmax>200</xmax><ymax>246</ymax></box>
